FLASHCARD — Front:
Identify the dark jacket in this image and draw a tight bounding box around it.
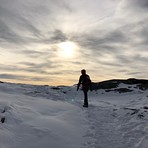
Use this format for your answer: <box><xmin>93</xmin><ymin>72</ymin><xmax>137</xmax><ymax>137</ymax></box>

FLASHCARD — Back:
<box><xmin>77</xmin><ymin>74</ymin><xmax>92</xmax><ymax>91</ymax></box>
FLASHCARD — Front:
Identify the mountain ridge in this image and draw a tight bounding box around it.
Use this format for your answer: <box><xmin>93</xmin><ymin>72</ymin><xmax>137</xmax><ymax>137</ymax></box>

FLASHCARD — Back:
<box><xmin>92</xmin><ymin>78</ymin><xmax>148</xmax><ymax>91</ymax></box>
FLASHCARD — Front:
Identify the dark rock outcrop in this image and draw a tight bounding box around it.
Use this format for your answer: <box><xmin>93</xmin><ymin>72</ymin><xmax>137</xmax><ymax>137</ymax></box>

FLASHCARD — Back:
<box><xmin>92</xmin><ymin>78</ymin><xmax>148</xmax><ymax>91</ymax></box>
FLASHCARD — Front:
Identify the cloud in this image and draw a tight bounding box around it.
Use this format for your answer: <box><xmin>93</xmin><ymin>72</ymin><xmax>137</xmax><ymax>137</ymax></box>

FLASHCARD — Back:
<box><xmin>0</xmin><ymin>64</ymin><xmax>24</xmax><ymax>72</ymax></box>
<box><xmin>78</xmin><ymin>29</ymin><xmax>128</xmax><ymax>48</ymax></box>
<box><xmin>0</xmin><ymin>0</ymin><xmax>148</xmax><ymax>85</ymax></box>
<box><xmin>0</xmin><ymin>0</ymin><xmax>71</xmax><ymax>46</ymax></box>
<box><xmin>125</xmin><ymin>0</ymin><xmax>148</xmax><ymax>10</ymax></box>
<box><xmin>116</xmin><ymin>0</ymin><xmax>148</xmax><ymax>20</ymax></box>
<box><xmin>0</xmin><ymin>19</ymin><xmax>24</xmax><ymax>43</ymax></box>
<box><xmin>40</xmin><ymin>29</ymin><xmax>68</xmax><ymax>45</ymax></box>
<box><xmin>0</xmin><ymin>73</ymin><xmax>28</xmax><ymax>80</ymax></box>
<box><xmin>19</xmin><ymin>62</ymin><xmax>62</xmax><ymax>75</ymax></box>
<box><xmin>19</xmin><ymin>50</ymin><xmax>46</xmax><ymax>58</ymax></box>
<box><xmin>0</xmin><ymin>61</ymin><xmax>60</xmax><ymax>76</ymax></box>
<box><xmin>50</xmin><ymin>30</ymin><xmax>68</xmax><ymax>42</ymax></box>
<box><xmin>0</xmin><ymin>73</ymin><xmax>51</xmax><ymax>82</ymax></box>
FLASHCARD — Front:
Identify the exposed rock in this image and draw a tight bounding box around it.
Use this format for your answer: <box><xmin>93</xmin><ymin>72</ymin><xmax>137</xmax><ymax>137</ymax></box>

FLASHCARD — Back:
<box><xmin>1</xmin><ymin>117</ymin><xmax>5</xmax><ymax>123</ymax></box>
<box><xmin>105</xmin><ymin>88</ymin><xmax>133</xmax><ymax>93</ymax></box>
<box><xmin>92</xmin><ymin>78</ymin><xmax>148</xmax><ymax>91</ymax></box>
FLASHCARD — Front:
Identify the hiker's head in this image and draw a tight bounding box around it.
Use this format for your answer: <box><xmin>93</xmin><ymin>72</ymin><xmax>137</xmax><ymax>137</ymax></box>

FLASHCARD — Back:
<box><xmin>81</xmin><ymin>69</ymin><xmax>86</xmax><ymax>75</ymax></box>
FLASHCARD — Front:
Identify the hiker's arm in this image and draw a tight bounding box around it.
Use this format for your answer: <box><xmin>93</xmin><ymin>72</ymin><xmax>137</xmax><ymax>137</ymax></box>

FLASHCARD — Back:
<box><xmin>77</xmin><ymin>76</ymin><xmax>81</xmax><ymax>91</ymax></box>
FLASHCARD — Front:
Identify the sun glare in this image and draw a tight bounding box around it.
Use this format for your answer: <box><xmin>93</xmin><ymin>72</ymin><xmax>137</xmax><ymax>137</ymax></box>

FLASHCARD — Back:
<box><xmin>57</xmin><ymin>41</ymin><xmax>77</xmax><ymax>58</ymax></box>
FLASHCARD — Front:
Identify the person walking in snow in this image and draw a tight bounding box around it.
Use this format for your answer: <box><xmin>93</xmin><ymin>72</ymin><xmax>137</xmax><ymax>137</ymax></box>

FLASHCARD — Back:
<box><xmin>77</xmin><ymin>69</ymin><xmax>92</xmax><ymax>107</ymax></box>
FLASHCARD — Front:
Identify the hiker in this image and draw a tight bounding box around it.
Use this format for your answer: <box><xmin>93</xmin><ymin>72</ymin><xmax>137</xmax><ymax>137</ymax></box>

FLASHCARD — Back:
<box><xmin>77</xmin><ymin>69</ymin><xmax>92</xmax><ymax>107</ymax></box>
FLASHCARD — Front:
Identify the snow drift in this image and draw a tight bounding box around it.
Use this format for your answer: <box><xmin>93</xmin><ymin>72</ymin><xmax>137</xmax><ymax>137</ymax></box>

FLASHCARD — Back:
<box><xmin>0</xmin><ymin>79</ymin><xmax>148</xmax><ymax>148</ymax></box>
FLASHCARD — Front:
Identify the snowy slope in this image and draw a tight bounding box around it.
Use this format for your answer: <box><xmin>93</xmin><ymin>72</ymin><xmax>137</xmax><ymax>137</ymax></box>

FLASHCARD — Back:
<box><xmin>0</xmin><ymin>82</ymin><xmax>148</xmax><ymax>148</ymax></box>
<box><xmin>0</xmin><ymin>83</ymin><xmax>88</xmax><ymax>148</ymax></box>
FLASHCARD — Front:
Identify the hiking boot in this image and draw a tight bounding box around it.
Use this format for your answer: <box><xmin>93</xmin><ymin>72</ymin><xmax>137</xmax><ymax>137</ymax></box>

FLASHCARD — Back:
<box><xmin>83</xmin><ymin>104</ymin><xmax>88</xmax><ymax>108</ymax></box>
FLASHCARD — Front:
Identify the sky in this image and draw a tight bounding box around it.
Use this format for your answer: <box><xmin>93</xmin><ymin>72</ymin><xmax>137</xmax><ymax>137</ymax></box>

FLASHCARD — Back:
<box><xmin>0</xmin><ymin>0</ymin><xmax>148</xmax><ymax>86</ymax></box>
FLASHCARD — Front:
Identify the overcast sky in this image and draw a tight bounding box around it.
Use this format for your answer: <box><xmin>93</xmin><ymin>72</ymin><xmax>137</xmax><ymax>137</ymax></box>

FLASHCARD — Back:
<box><xmin>0</xmin><ymin>0</ymin><xmax>148</xmax><ymax>85</ymax></box>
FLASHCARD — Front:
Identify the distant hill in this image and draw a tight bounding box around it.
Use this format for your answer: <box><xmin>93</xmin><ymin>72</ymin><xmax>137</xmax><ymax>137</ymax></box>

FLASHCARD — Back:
<box><xmin>92</xmin><ymin>78</ymin><xmax>148</xmax><ymax>92</ymax></box>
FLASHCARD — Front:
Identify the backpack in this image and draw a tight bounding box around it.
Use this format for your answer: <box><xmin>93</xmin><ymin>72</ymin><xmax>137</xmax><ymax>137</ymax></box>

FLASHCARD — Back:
<box><xmin>81</xmin><ymin>75</ymin><xmax>91</xmax><ymax>89</ymax></box>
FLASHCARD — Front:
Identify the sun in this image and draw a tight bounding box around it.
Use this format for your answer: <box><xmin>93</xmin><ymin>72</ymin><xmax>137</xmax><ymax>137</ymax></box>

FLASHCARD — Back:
<box><xmin>57</xmin><ymin>41</ymin><xmax>77</xmax><ymax>58</ymax></box>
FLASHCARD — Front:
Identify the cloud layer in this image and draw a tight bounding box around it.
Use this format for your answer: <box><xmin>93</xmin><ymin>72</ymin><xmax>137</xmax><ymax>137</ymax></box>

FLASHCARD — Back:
<box><xmin>0</xmin><ymin>0</ymin><xmax>148</xmax><ymax>85</ymax></box>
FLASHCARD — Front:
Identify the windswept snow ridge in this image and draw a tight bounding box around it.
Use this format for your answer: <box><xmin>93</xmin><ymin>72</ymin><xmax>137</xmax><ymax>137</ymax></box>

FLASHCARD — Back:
<box><xmin>0</xmin><ymin>83</ymin><xmax>87</xmax><ymax>148</ymax></box>
<box><xmin>0</xmin><ymin>81</ymin><xmax>148</xmax><ymax>148</ymax></box>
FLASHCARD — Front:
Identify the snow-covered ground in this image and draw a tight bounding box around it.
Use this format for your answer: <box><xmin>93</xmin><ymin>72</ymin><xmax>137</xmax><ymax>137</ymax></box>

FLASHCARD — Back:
<box><xmin>0</xmin><ymin>82</ymin><xmax>148</xmax><ymax>148</ymax></box>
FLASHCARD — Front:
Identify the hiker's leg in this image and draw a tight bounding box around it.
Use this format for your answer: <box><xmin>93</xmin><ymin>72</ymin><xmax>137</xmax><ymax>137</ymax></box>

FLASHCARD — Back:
<box><xmin>83</xmin><ymin>89</ymin><xmax>88</xmax><ymax>107</ymax></box>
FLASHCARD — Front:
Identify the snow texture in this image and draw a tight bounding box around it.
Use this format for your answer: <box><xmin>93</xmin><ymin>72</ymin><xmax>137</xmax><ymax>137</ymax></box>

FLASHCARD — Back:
<box><xmin>0</xmin><ymin>82</ymin><xmax>148</xmax><ymax>148</ymax></box>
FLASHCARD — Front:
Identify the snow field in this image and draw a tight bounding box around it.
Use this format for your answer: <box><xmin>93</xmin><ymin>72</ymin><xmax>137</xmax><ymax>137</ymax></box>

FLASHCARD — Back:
<box><xmin>0</xmin><ymin>85</ymin><xmax>88</xmax><ymax>148</ymax></box>
<box><xmin>0</xmin><ymin>82</ymin><xmax>148</xmax><ymax>148</ymax></box>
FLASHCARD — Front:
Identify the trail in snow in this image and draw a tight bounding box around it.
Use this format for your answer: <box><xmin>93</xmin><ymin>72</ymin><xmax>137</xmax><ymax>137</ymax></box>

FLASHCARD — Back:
<box><xmin>60</xmin><ymin>84</ymin><xmax>148</xmax><ymax>148</ymax></box>
<box><xmin>80</xmin><ymin>94</ymin><xmax>148</xmax><ymax>148</ymax></box>
<box><xmin>84</xmin><ymin>105</ymin><xmax>123</xmax><ymax>148</ymax></box>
